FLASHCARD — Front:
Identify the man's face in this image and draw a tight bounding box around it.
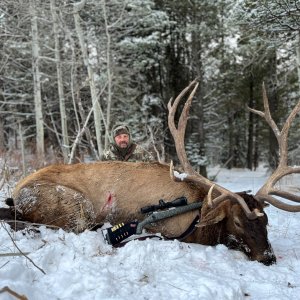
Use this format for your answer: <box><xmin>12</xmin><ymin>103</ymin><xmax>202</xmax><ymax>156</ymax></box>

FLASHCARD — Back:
<box><xmin>114</xmin><ymin>134</ymin><xmax>130</xmax><ymax>148</ymax></box>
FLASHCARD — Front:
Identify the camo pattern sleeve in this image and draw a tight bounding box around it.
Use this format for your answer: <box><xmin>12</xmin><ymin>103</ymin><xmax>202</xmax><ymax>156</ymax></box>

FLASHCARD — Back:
<box><xmin>101</xmin><ymin>146</ymin><xmax>119</xmax><ymax>161</ymax></box>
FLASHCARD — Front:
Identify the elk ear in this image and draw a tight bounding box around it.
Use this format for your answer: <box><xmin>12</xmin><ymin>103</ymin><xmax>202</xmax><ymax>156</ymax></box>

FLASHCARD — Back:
<box><xmin>196</xmin><ymin>205</ymin><xmax>227</xmax><ymax>227</ymax></box>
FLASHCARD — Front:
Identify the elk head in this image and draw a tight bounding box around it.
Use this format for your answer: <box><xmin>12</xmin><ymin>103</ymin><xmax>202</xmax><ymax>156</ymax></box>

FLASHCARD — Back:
<box><xmin>195</xmin><ymin>192</ymin><xmax>275</xmax><ymax>265</ymax></box>
<box><xmin>167</xmin><ymin>79</ymin><xmax>299</xmax><ymax>265</ymax></box>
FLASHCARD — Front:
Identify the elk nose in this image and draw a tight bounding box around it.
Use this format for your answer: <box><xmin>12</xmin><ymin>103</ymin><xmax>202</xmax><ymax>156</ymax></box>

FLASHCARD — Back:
<box><xmin>259</xmin><ymin>254</ymin><xmax>277</xmax><ymax>266</ymax></box>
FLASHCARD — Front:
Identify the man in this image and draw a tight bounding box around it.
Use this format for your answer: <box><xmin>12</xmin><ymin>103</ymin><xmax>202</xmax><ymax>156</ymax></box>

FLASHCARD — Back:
<box><xmin>102</xmin><ymin>124</ymin><xmax>154</xmax><ymax>162</ymax></box>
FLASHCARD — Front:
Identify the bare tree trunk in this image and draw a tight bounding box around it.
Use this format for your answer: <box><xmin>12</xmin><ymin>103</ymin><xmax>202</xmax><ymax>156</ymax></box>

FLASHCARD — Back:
<box><xmin>227</xmin><ymin>109</ymin><xmax>234</xmax><ymax>169</ymax></box>
<box><xmin>247</xmin><ymin>74</ymin><xmax>254</xmax><ymax>170</ymax></box>
<box><xmin>69</xmin><ymin>82</ymin><xmax>108</xmax><ymax>163</ymax></box>
<box><xmin>50</xmin><ymin>0</ymin><xmax>70</xmax><ymax>162</ymax></box>
<box><xmin>18</xmin><ymin>121</ymin><xmax>26</xmax><ymax>175</ymax></box>
<box><xmin>73</xmin><ymin>1</ymin><xmax>102</xmax><ymax>159</ymax></box>
<box><xmin>69</xmin><ymin>104</ymin><xmax>95</xmax><ymax>164</ymax></box>
<box><xmin>253</xmin><ymin>117</ymin><xmax>259</xmax><ymax>170</ymax></box>
<box><xmin>30</xmin><ymin>0</ymin><xmax>44</xmax><ymax>161</ymax></box>
<box><xmin>102</xmin><ymin>0</ymin><xmax>113</xmax><ymax>149</ymax></box>
<box><xmin>266</xmin><ymin>50</ymin><xmax>279</xmax><ymax>170</ymax></box>
<box><xmin>0</xmin><ymin>117</ymin><xmax>5</xmax><ymax>153</ymax></box>
<box><xmin>76</xmin><ymin>94</ymin><xmax>99</xmax><ymax>160</ymax></box>
<box><xmin>148</xmin><ymin>125</ymin><xmax>163</xmax><ymax>162</ymax></box>
<box><xmin>62</xmin><ymin>20</ymin><xmax>98</xmax><ymax>161</ymax></box>
<box><xmin>296</xmin><ymin>32</ymin><xmax>300</xmax><ymax>91</ymax></box>
<box><xmin>191</xmin><ymin>27</ymin><xmax>207</xmax><ymax>177</ymax></box>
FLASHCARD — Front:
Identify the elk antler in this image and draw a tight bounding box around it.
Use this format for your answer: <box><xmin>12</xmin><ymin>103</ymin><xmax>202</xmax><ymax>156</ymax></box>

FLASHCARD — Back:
<box><xmin>168</xmin><ymin>79</ymin><xmax>263</xmax><ymax>219</ymax></box>
<box><xmin>248</xmin><ymin>83</ymin><xmax>300</xmax><ymax>212</ymax></box>
<box><xmin>168</xmin><ymin>79</ymin><xmax>200</xmax><ymax>176</ymax></box>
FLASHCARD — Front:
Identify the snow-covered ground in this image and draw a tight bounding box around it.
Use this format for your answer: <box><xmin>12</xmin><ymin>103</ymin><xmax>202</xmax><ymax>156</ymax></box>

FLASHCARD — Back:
<box><xmin>0</xmin><ymin>165</ymin><xmax>299</xmax><ymax>300</ymax></box>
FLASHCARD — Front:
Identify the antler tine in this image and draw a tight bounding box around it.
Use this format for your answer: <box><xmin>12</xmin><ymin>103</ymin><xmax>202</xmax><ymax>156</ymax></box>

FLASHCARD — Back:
<box><xmin>249</xmin><ymin>83</ymin><xmax>300</xmax><ymax>212</ymax></box>
<box><xmin>206</xmin><ymin>183</ymin><xmax>263</xmax><ymax>219</ymax></box>
<box><xmin>168</xmin><ymin>79</ymin><xmax>199</xmax><ymax>175</ymax></box>
<box><xmin>175</xmin><ymin>170</ymin><xmax>263</xmax><ymax>219</ymax></box>
<box><xmin>169</xmin><ymin>160</ymin><xmax>181</xmax><ymax>182</ymax></box>
<box><xmin>168</xmin><ymin>79</ymin><xmax>263</xmax><ymax>219</ymax></box>
<box><xmin>255</xmin><ymin>165</ymin><xmax>300</xmax><ymax>212</ymax></box>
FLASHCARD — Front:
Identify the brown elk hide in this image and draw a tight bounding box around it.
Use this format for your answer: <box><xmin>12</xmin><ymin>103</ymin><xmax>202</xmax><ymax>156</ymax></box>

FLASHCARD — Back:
<box><xmin>13</xmin><ymin>161</ymin><xmax>206</xmax><ymax>236</ymax></box>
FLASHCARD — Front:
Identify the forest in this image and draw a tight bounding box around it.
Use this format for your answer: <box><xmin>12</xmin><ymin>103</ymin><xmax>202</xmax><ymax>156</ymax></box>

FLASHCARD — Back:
<box><xmin>0</xmin><ymin>0</ymin><xmax>300</xmax><ymax>175</ymax></box>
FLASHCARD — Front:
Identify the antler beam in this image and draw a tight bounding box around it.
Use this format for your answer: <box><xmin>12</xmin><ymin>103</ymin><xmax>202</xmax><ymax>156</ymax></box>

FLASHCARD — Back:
<box><xmin>249</xmin><ymin>83</ymin><xmax>300</xmax><ymax>212</ymax></box>
<box><xmin>168</xmin><ymin>79</ymin><xmax>199</xmax><ymax>176</ymax></box>
<box><xmin>168</xmin><ymin>79</ymin><xmax>263</xmax><ymax>219</ymax></box>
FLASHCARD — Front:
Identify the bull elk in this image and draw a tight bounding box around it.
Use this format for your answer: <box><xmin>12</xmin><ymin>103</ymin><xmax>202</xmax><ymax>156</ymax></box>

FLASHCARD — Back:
<box><xmin>3</xmin><ymin>80</ymin><xmax>300</xmax><ymax>266</ymax></box>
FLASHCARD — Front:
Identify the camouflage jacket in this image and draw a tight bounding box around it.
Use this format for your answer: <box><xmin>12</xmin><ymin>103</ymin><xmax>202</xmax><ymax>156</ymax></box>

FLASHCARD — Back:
<box><xmin>102</xmin><ymin>143</ymin><xmax>155</xmax><ymax>162</ymax></box>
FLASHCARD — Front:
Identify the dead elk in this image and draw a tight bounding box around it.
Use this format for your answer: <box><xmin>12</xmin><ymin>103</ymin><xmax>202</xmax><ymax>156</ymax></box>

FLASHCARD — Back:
<box><xmin>4</xmin><ymin>80</ymin><xmax>300</xmax><ymax>266</ymax></box>
<box><xmin>4</xmin><ymin>161</ymin><xmax>275</xmax><ymax>265</ymax></box>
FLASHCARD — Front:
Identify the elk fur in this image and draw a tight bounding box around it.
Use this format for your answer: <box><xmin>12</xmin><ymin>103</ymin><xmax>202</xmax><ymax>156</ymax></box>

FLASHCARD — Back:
<box><xmin>7</xmin><ymin>160</ymin><xmax>276</xmax><ymax>265</ymax></box>
<box><xmin>12</xmin><ymin>161</ymin><xmax>205</xmax><ymax>236</ymax></box>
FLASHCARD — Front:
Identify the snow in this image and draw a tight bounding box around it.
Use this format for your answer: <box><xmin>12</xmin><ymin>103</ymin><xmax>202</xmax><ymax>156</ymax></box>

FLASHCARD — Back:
<box><xmin>1</xmin><ymin>166</ymin><xmax>300</xmax><ymax>300</ymax></box>
<box><xmin>174</xmin><ymin>170</ymin><xmax>188</xmax><ymax>181</ymax></box>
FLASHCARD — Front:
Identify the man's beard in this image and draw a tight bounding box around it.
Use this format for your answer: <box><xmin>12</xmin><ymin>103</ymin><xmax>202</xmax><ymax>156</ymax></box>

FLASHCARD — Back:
<box><xmin>118</xmin><ymin>142</ymin><xmax>128</xmax><ymax>148</ymax></box>
<box><xmin>116</xmin><ymin>143</ymin><xmax>132</xmax><ymax>156</ymax></box>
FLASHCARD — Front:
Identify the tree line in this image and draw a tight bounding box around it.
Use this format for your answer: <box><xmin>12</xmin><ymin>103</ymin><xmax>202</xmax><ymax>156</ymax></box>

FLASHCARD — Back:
<box><xmin>0</xmin><ymin>0</ymin><xmax>299</xmax><ymax>175</ymax></box>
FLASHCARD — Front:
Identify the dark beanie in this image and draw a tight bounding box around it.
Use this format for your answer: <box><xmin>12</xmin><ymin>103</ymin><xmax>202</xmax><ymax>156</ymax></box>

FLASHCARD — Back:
<box><xmin>112</xmin><ymin>124</ymin><xmax>130</xmax><ymax>138</ymax></box>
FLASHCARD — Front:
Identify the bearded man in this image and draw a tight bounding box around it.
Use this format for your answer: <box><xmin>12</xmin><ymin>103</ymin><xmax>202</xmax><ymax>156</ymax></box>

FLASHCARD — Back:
<box><xmin>102</xmin><ymin>124</ymin><xmax>154</xmax><ymax>162</ymax></box>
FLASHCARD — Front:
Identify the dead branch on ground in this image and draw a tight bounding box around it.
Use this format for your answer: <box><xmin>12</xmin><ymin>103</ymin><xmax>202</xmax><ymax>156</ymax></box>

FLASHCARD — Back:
<box><xmin>1</xmin><ymin>223</ymin><xmax>46</xmax><ymax>275</ymax></box>
<box><xmin>0</xmin><ymin>286</ymin><xmax>28</xmax><ymax>300</ymax></box>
